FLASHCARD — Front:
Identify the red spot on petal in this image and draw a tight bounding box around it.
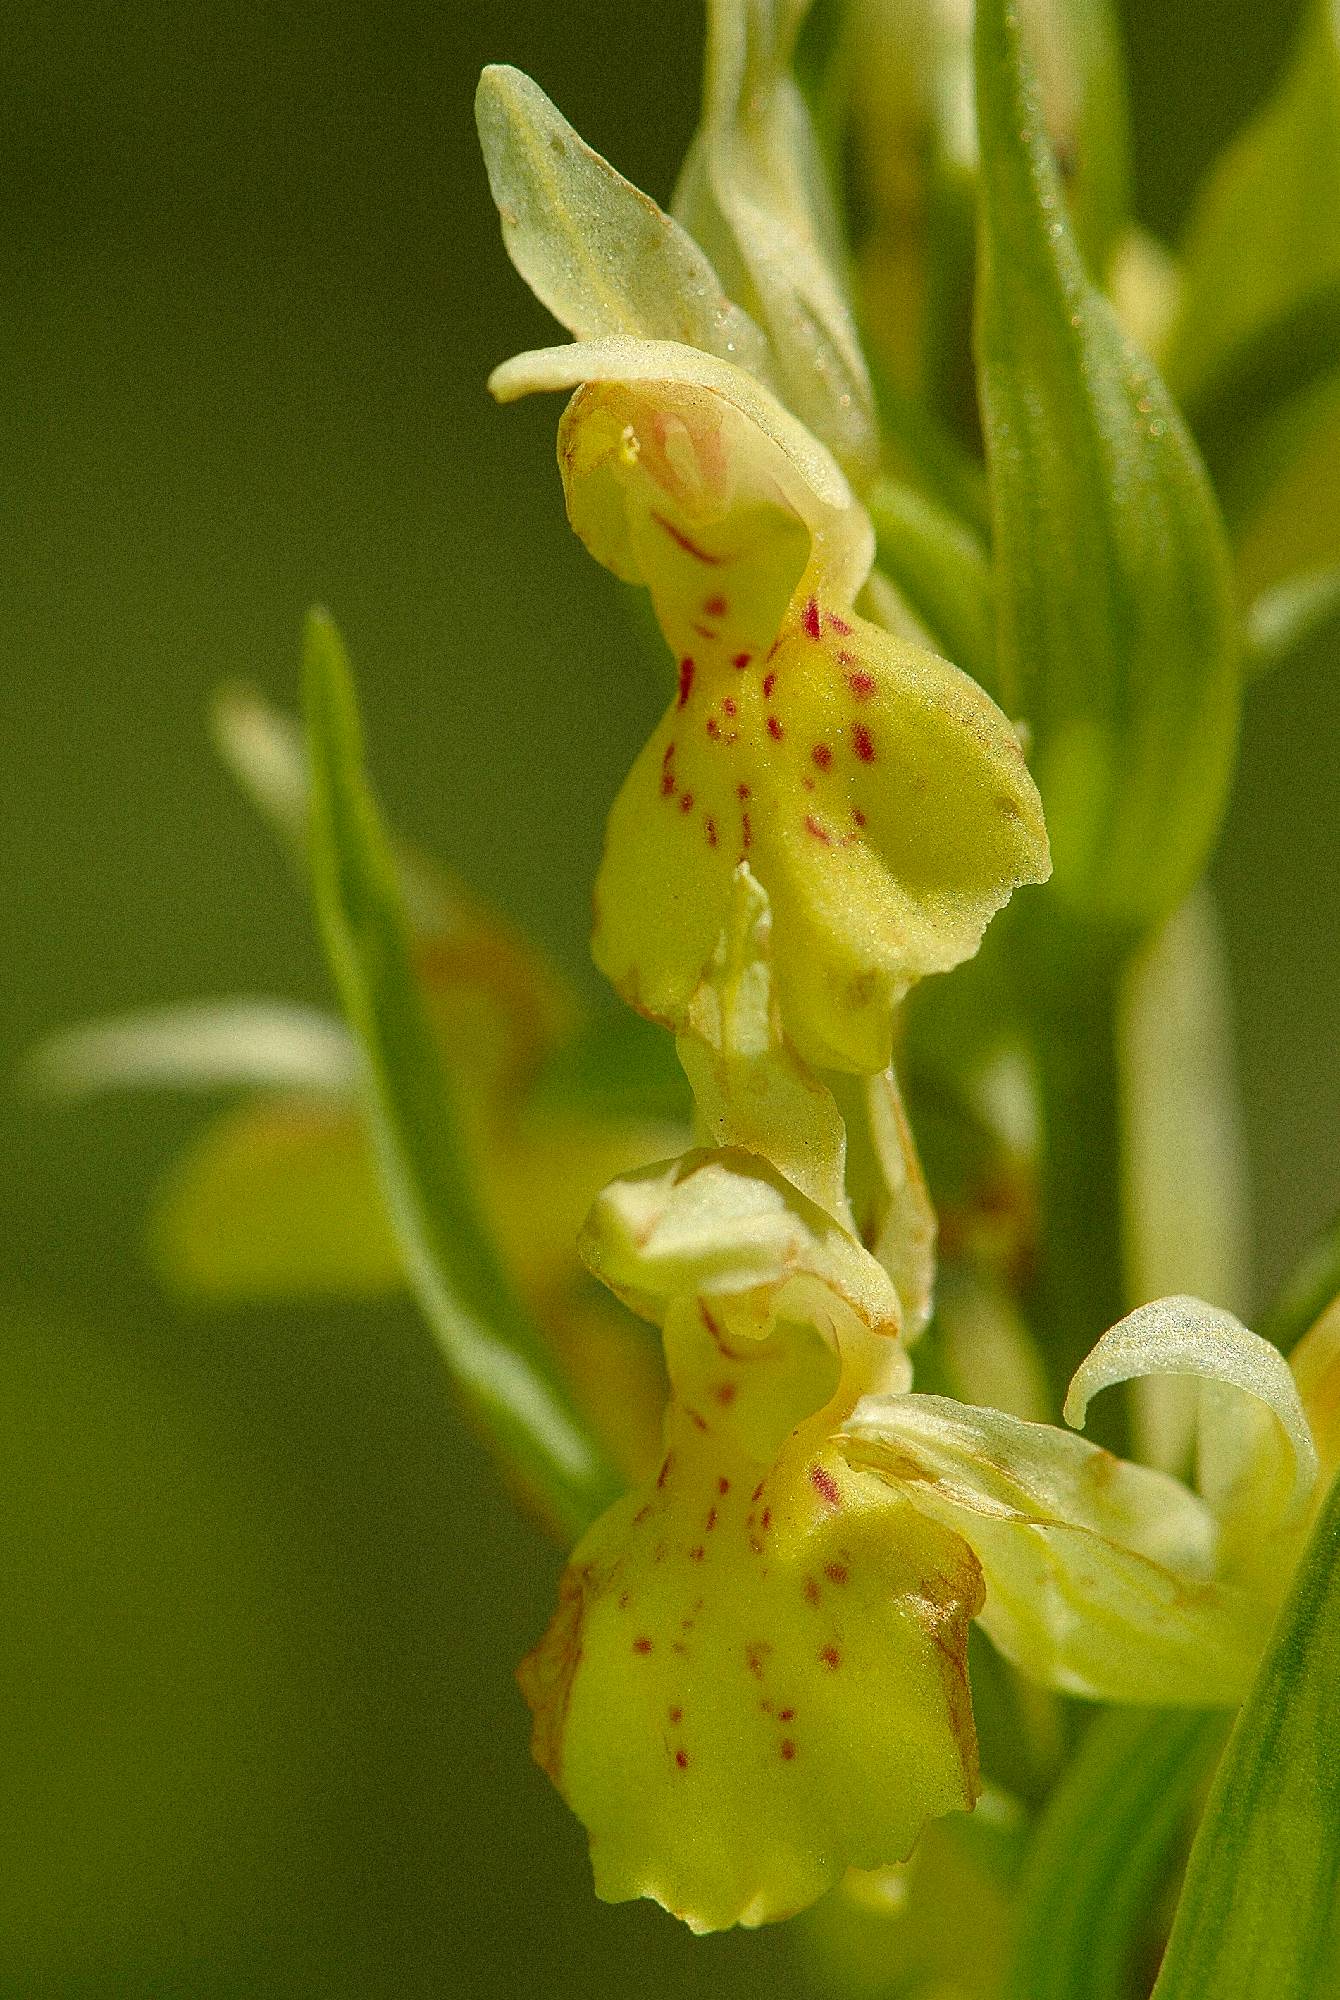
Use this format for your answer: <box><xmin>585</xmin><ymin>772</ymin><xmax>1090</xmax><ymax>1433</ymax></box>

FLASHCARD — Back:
<box><xmin>690</xmin><ymin>1545</ymin><xmax>705</xmax><ymax>1562</ymax></box>
<box><xmin>698</xmin><ymin>1300</ymin><xmax>721</xmax><ymax>1338</ymax></box>
<box><xmin>688</xmin><ymin>1409</ymin><xmax>710</xmax><ymax>1432</ymax></box>
<box><xmin>657</xmin><ymin>1455</ymin><xmax>673</xmax><ymax>1489</ymax></box>
<box><xmin>780</xmin><ymin>1739</ymin><xmax>797</xmax><ymax>1761</ymax></box>
<box><xmin>660</xmin><ymin>770</ymin><xmax>676</xmax><ymax>796</ymax></box>
<box><xmin>633</xmin><ymin>1636</ymin><xmax>653</xmax><ymax>1655</ymax></box>
<box><xmin>852</xmin><ymin>723</ymin><xmax>875</xmax><ymax>762</ymax></box>
<box><xmin>706</xmin><ymin>1507</ymin><xmax>718</xmax><ymax>1531</ymax></box>
<box><xmin>705</xmin><ymin>817</ymin><xmax>718</xmax><ymax>847</ymax></box>
<box><xmin>692</xmin><ymin>622</ymin><xmax>716</xmax><ymax>640</ymax></box>
<box><xmin>824</xmin><ymin>1563</ymin><xmax>849</xmax><ymax>1585</ymax></box>
<box><xmin>677</xmin><ymin>657</ymin><xmax>696</xmax><ymax>708</ymax></box>
<box><xmin>704</xmin><ymin>594</ymin><xmax>727</xmax><ymax>618</ymax></box>
<box><xmin>675</xmin><ymin>1748</ymin><xmax>690</xmax><ymax>1768</ymax></box>
<box><xmin>805</xmin><ymin>814</ymin><xmax>832</xmax><ymax>843</ymax></box>
<box><xmin>741</xmin><ymin>811</ymin><xmax>752</xmax><ymax>849</ymax></box>
<box><xmin>714</xmin><ymin>1381</ymin><xmax>736</xmax><ymax>1405</ymax></box>
<box><xmin>718</xmin><ymin>1476</ymin><xmax>731</xmax><ymax>1496</ymax></box>
<box><xmin>767</xmin><ymin>715</ymin><xmax>784</xmax><ymax>740</ymax></box>
<box><xmin>810</xmin><ymin>1465</ymin><xmax>842</xmax><ymax>1507</ymax></box>
<box><xmin>752</xmin><ymin>1483</ymin><xmax>765</xmax><ymax>1503</ymax></box>
<box><xmin>829</xmin><ymin>612</ymin><xmax>852</xmax><ymax>634</ymax></box>
<box><xmin>746</xmin><ymin>1642</ymin><xmax>771</xmax><ymax>1680</ymax></box>
<box><xmin>680</xmin><ymin>792</ymin><xmax>695</xmax><ymax>813</ymax></box>
<box><xmin>852</xmin><ymin>807</ymin><xmax>868</xmax><ymax>829</ymax></box>
<box><xmin>732</xmin><ymin>652</ymin><xmax>752</xmax><ymax>670</ymax></box>
<box><xmin>737</xmin><ymin>781</ymin><xmax>751</xmax><ymax>801</ymax></box>
<box><xmin>761</xmin><ymin>1507</ymin><xmax>772</xmax><ymax>1530</ymax></box>
<box><xmin>662</xmin><ymin>740</ymin><xmax>676</xmax><ymax>765</ymax></box>
<box><xmin>651</xmin><ymin>510</ymin><xmax>723</xmax><ymax>566</ymax></box>
<box><xmin>811</xmin><ymin>743</ymin><xmax>832</xmax><ymax>770</ymax></box>
<box><xmin>804</xmin><ymin>1576</ymin><xmax>822</xmax><ymax>1606</ymax></box>
<box><xmin>723</xmin><ymin>696</ymin><xmax>737</xmax><ymax>717</ymax></box>
<box><xmin>802</xmin><ymin>595</ymin><xmax>822</xmax><ymax>640</ymax></box>
<box><xmin>848</xmin><ymin>671</ymin><xmax>876</xmax><ymax>701</ymax></box>
<box><xmin>706</xmin><ymin>717</ymin><xmax>721</xmax><ymax>738</ymax></box>
<box><xmin>779</xmin><ymin>1708</ymin><xmax>795</xmax><ymax>1722</ymax></box>
<box><xmin>820</xmin><ymin>1645</ymin><xmax>841</xmax><ymax>1670</ymax></box>
<box><xmin>762</xmin><ymin>671</ymin><xmax>777</xmax><ymax>697</ymax></box>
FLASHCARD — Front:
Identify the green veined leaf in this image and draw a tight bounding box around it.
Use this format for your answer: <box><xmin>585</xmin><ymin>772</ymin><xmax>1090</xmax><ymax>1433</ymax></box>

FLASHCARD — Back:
<box><xmin>973</xmin><ymin>0</ymin><xmax>1239</xmax><ymax>935</ymax></box>
<box><xmin>302</xmin><ymin>608</ymin><xmax>619</xmax><ymax>1541</ymax></box>
<box><xmin>1003</xmin><ymin>1705</ymin><xmax>1227</xmax><ymax>2000</ymax></box>
<box><xmin>1151</xmin><ymin>1468</ymin><xmax>1340</xmax><ymax>1998</ymax></box>
<box><xmin>1166</xmin><ymin>0</ymin><xmax>1340</xmax><ymax>402</ymax></box>
<box><xmin>475</xmin><ymin>65</ymin><xmax>773</xmax><ymax>379</ymax></box>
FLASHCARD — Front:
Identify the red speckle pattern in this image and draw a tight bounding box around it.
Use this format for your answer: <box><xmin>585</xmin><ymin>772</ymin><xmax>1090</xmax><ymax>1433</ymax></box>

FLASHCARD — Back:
<box><xmin>802</xmin><ymin>596</ymin><xmax>822</xmax><ymax>640</ymax></box>
<box><xmin>804</xmin><ymin>814</ymin><xmax>831</xmax><ymax>844</ymax></box>
<box><xmin>633</xmin><ymin>1636</ymin><xmax>653</xmax><ymax>1655</ymax></box>
<box><xmin>820</xmin><ymin>1645</ymin><xmax>841</xmax><ymax>1671</ymax></box>
<box><xmin>675</xmin><ymin>1748</ymin><xmax>690</xmax><ymax>1769</ymax></box>
<box><xmin>703</xmin><ymin>594</ymin><xmax>728</xmax><ymax>618</ymax></box>
<box><xmin>767</xmin><ymin>716</ymin><xmax>784</xmax><ymax>741</ymax></box>
<box><xmin>677</xmin><ymin>657</ymin><xmax>696</xmax><ymax>708</ymax></box>
<box><xmin>810</xmin><ymin>1465</ymin><xmax>842</xmax><ymax>1507</ymax></box>
<box><xmin>847</xmin><ymin>670</ymin><xmax>876</xmax><ymax>701</ymax></box>
<box><xmin>852</xmin><ymin>722</ymin><xmax>875</xmax><ymax>762</ymax></box>
<box><xmin>811</xmin><ymin>743</ymin><xmax>832</xmax><ymax>770</ymax></box>
<box><xmin>780</xmin><ymin>1739</ymin><xmax>797</xmax><ymax>1761</ymax></box>
<box><xmin>705</xmin><ymin>817</ymin><xmax>718</xmax><ymax>847</ymax></box>
<box><xmin>732</xmin><ymin>652</ymin><xmax>751</xmax><ymax>670</ymax></box>
<box><xmin>824</xmin><ymin>1562</ymin><xmax>848</xmax><ymax>1585</ymax></box>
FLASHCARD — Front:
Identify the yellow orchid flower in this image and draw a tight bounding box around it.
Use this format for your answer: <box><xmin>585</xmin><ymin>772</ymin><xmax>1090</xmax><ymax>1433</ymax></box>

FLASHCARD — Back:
<box><xmin>524</xmin><ymin>1140</ymin><xmax>1325</xmax><ymax>1931</ymax></box>
<box><xmin>479</xmin><ymin>71</ymin><xmax>1051</xmax><ymax>1076</ymax></box>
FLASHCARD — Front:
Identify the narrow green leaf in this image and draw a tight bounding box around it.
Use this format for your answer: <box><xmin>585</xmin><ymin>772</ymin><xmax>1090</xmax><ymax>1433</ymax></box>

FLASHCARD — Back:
<box><xmin>867</xmin><ymin>475</ymin><xmax>995</xmax><ymax>691</ymax></box>
<box><xmin>1263</xmin><ymin>1206</ymin><xmax>1340</xmax><ymax>1356</ymax></box>
<box><xmin>1003</xmin><ymin>1705</ymin><xmax>1225</xmax><ymax>2000</ymax></box>
<box><xmin>974</xmin><ymin>0</ymin><xmax>1239</xmax><ymax>935</ymax></box>
<box><xmin>1244</xmin><ymin>562</ymin><xmax>1340</xmax><ymax>681</ymax></box>
<box><xmin>21</xmin><ymin>999</ymin><xmax>356</xmax><ymax>1100</ymax></box>
<box><xmin>475</xmin><ymin>65</ymin><xmax>772</xmax><ymax>379</ymax></box>
<box><xmin>1167</xmin><ymin>0</ymin><xmax>1340</xmax><ymax>402</ymax></box>
<box><xmin>302</xmin><ymin>608</ymin><xmax>620</xmax><ymax>1541</ymax></box>
<box><xmin>1152</xmin><ymin>1470</ymin><xmax>1340</xmax><ymax>1998</ymax></box>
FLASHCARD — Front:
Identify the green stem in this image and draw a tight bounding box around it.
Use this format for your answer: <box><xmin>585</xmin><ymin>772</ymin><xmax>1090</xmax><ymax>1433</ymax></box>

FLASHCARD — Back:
<box><xmin>1020</xmin><ymin>926</ymin><xmax>1130</xmax><ymax>1444</ymax></box>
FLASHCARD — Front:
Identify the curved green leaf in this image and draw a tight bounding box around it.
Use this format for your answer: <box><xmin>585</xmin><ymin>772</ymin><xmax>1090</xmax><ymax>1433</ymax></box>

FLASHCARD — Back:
<box><xmin>1003</xmin><ymin>1706</ymin><xmax>1226</xmax><ymax>2000</ymax></box>
<box><xmin>1244</xmin><ymin>562</ymin><xmax>1340</xmax><ymax>681</ymax></box>
<box><xmin>1151</xmin><ymin>1469</ymin><xmax>1340</xmax><ymax>1998</ymax></box>
<box><xmin>973</xmin><ymin>0</ymin><xmax>1239</xmax><ymax>935</ymax></box>
<box><xmin>302</xmin><ymin>609</ymin><xmax>620</xmax><ymax>1541</ymax></box>
<box><xmin>867</xmin><ymin>475</ymin><xmax>995</xmax><ymax>692</ymax></box>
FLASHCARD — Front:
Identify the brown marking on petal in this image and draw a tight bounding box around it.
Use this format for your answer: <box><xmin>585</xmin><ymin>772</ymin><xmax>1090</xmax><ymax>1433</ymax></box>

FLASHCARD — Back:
<box><xmin>761</xmin><ymin>1507</ymin><xmax>772</xmax><ymax>1530</ymax></box>
<box><xmin>692</xmin><ymin>622</ymin><xmax>716</xmax><ymax>640</ymax></box>
<box><xmin>819</xmin><ymin>1645</ymin><xmax>841</xmax><ymax>1671</ymax></box>
<box><xmin>723</xmin><ymin>696</ymin><xmax>737</xmax><ymax>717</ymax></box>
<box><xmin>669</xmin><ymin>1705</ymin><xmax>683</xmax><ymax>1723</ymax></box>
<box><xmin>675</xmin><ymin>1748</ymin><xmax>690</xmax><ymax>1769</ymax></box>
<box><xmin>633</xmin><ymin>1636</ymin><xmax>653</xmax><ymax>1655</ymax></box>
<box><xmin>657</xmin><ymin>1455</ymin><xmax>673</xmax><ymax>1489</ymax></box>
<box><xmin>706</xmin><ymin>716</ymin><xmax>721</xmax><ymax>738</ymax></box>
<box><xmin>714</xmin><ymin>1381</ymin><xmax>736</xmax><ymax>1405</ymax></box>
<box><xmin>804</xmin><ymin>1576</ymin><xmax>822</xmax><ymax>1606</ymax></box>
<box><xmin>811</xmin><ymin>743</ymin><xmax>832</xmax><ymax>770</ymax></box>
<box><xmin>780</xmin><ymin>1738</ymin><xmax>797</xmax><ymax>1761</ymax></box>
<box><xmin>705</xmin><ymin>817</ymin><xmax>719</xmax><ymax>847</ymax></box>
<box><xmin>824</xmin><ymin>1562</ymin><xmax>849</xmax><ymax>1586</ymax></box>
<box><xmin>632</xmin><ymin>1504</ymin><xmax>652</xmax><ymax>1525</ymax></box>
<box><xmin>745</xmin><ymin>1641</ymin><xmax>773</xmax><ymax>1680</ymax></box>
<box><xmin>762</xmin><ymin>670</ymin><xmax>777</xmax><ymax>698</ymax></box>
<box><xmin>732</xmin><ymin>652</ymin><xmax>752</xmax><ymax>669</ymax></box>
<box><xmin>778</xmin><ymin>1707</ymin><xmax>795</xmax><ymax>1722</ymax></box>
<box><xmin>703</xmin><ymin>594</ymin><xmax>728</xmax><ymax>618</ymax></box>
<box><xmin>706</xmin><ymin>1507</ymin><xmax>718</xmax><ymax>1531</ymax></box>
<box><xmin>651</xmin><ymin>510</ymin><xmax>724</xmax><ymax>565</ymax></box>
<box><xmin>802</xmin><ymin>595</ymin><xmax>822</xmax><ymax>640</ymax></box>
<box><xmin>751</xmin><ymin>1482</ymin><xmax>765</xmax><ymax>1503</ymax></box>
<box><xmin>852</xmin><ymin>723</ymin><xmax>875</xmax><ymax>763</ymax></box>
<box><xmin>687</xmin><ymin>1408</ymin><xmax>710</xmax><ymax>1433</ymax></box>
<box><xmin>660</xmin><ymin>770</ymin><xmax>676</xmax><ymax>797</ymax></box>
<box><xmin>741</xmin><ymin>812</ymin><xmax>752</xmax><ymax>850</ymax></box>
<box><xmin>829</xmin><ymin>611</ymin><xmax>852</xmax><ymax>635</ymax></box>
<box><xmin>810</xmin><ymin>1465</ymin><xmax>842</xmax><ymax>1507</ymax></box>
<box><xmin>848</xmin><ymin>670</ymin><xmax>876</xmax><ymax>701</ymax></box>
<box><xmin>689</xmin><ymin>1545</ymin><xmax>706</xmax><ymax>1562</ymax></box>
<box><xmin>805</xmin><ymin>814</ymin><xmax>832</xmax><ymax>843</ymax></box>
<box><xmin>677</xmin><ymin>657</ymin><xmax>696</xmax><ymax>708</ymax></box>
<box><xmin>718</xmin><ymin>1476</ymin><xmax>731</xmax><ymax>1496</ymax></box>
<box><xmin>680</xmin><ymin>791</ymin><xmax>695</xmax><ymax>814</ymax></box>
<box><xmin>852</xmin><ymin>807</ymin><xmax>868</xmax><ymax>829</ymax></box>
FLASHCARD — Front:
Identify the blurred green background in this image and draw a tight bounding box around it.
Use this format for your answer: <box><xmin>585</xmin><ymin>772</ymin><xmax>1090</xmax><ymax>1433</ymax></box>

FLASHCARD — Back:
<box><xmin>2</xmin><ymin>1</ymin><xmax>1336</xmax><ymax>1993</ymax></box>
